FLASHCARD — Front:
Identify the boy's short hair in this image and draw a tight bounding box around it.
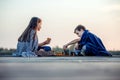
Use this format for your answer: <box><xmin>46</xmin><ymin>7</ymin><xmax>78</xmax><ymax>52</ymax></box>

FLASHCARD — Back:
<box><xmin>74</xmin><ymin>25</ymin><xmax>86</xmax><ymax>33</ymax></box>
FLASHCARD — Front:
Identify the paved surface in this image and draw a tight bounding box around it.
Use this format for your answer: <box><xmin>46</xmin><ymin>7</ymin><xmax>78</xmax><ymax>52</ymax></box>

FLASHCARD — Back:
<box><xmin>0</xmin><ymin>57</ymin><xmax>120</xmax><ymax>80</ymax></box>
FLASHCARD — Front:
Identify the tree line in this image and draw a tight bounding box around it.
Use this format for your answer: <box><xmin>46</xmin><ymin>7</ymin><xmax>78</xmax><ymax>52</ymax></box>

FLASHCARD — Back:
<box><xmin>0</xmin><ymin>47</ymin><xmax>120</xmax><ymax>56</ymax></box>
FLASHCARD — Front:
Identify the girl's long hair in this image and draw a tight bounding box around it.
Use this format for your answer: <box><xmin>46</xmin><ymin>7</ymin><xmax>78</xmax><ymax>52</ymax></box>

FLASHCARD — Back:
<box><xmin>18</xmin><ymin>17</ymin><xmax>41</xmax><ymax>42</ymax></box>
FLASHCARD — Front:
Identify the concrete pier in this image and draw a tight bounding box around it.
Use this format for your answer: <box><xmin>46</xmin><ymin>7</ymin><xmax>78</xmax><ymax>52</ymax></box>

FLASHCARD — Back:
<box><xmin>0</xmin><ymin>57</ymin><xmax>120</xmax><ymax>80</ymax></box>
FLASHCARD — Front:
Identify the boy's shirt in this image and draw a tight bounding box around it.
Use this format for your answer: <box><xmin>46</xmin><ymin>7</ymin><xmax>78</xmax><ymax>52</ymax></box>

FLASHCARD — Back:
<box><xmin>78</xmin><ymin>30</ymin><xmax>112</xmax><ymax>56</ymax></box>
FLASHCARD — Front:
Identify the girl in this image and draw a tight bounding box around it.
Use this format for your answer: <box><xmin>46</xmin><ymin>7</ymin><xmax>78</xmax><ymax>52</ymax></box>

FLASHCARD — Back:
<box><xmin>13</xmin><ymin>17</ymin><xmax>52</xmax><ymax>57</ymax></box>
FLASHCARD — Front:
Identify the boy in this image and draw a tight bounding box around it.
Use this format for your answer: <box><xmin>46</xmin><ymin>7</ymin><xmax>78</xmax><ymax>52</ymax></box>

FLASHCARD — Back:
<box><xmin>63</xmin><ymin>25</ymin><xmax>112</xmax><ymax>56</ymax></box>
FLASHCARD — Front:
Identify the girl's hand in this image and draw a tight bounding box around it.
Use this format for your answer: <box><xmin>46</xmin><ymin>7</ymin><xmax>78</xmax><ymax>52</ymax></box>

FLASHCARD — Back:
<box><xmin>44</xmin><ymin>38</ymin><xmax>51</xmax><ymax>45</ymax></box>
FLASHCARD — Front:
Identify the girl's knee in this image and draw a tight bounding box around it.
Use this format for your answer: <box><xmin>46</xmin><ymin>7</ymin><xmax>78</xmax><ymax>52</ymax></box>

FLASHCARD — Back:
<box><xmin>44</xmin><ymin>46</ymin><xmax>51</xmax><ymax>51</ymax></box>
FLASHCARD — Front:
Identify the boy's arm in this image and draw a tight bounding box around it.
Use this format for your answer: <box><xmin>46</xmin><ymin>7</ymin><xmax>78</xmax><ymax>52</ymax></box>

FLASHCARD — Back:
<box><xmin>63</xmin><ymin>38</ymin><xmax>80</xmax><ymax>50</ymax></box>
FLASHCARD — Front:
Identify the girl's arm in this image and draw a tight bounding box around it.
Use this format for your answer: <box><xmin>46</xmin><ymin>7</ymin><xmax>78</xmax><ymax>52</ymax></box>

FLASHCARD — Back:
<box><xmin>38</xmin><ymin>41</ymin><xmax>47</xmax><ymax>46</ymax></box>
<box><xmin>39</xmin><ymin>38</ymin><xmax>51</xmax><ymax>46</ymax></box>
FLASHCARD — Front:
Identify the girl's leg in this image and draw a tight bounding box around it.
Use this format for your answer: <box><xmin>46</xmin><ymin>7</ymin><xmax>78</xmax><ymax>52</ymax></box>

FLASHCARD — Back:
<box><xmin>37</xmin><ymin>46</ymin><xmax>55</xmax><ymax>57</ymax></box>
<box><xmin>37</xmin><ymin>46</ymin><xmax>51</xmax><ymax>51</ymax></box>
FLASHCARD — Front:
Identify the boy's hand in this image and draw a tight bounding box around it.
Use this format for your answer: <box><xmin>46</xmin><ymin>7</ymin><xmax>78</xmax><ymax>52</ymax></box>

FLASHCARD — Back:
<box><xmin>74</xmin><ymin>43</ymin><xmax>79</xmax><ymax>50</ymax></box>
<box><xmin>63</xmin><ymin>44</ymin><xmax>68</xmax><ymax>50</ymax></box>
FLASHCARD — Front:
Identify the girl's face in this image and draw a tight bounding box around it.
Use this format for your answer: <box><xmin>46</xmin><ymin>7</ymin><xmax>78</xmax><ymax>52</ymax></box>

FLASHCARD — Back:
<box><xmin>36</xmin><ymin>21</ymin><xmax>42</xmax><ymax>31</ymax></box>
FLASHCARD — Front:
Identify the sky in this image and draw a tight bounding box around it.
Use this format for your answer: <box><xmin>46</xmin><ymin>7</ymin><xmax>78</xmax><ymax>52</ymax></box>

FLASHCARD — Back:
<box><xmin>0</xmin><ymin>0</ymin><xmax>120</xmax><ymax>50</ymax></box>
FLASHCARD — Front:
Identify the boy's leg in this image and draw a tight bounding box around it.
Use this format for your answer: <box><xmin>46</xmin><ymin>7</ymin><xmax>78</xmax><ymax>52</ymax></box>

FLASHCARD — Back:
<box><xmin>83</xmin><ymin>43</ymin><xmax>98</xmax><ymax>56</ymax></box>
<box><xmin>74</xmin><ymin>44</ymin><xmax>93</xmax><ymax>56</ymax></box>
<box><xmin>80</xmin><ymin>45</ymin><xmax>86</xmax><ymax>56</ymax></box>
<box><xmin>74</xmin><ymin>49</ymin><xmax>83</xmax><ymax>56</ymax></box>
<box><xmin>84</xmin><ymin>43</ymin><xmax>112</xmax><ymax>56</ymax></box>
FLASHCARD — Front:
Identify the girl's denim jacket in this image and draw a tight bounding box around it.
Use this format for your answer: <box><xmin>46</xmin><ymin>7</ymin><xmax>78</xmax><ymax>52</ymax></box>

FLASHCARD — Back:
<box><xmin>13</xmin><ymin>30</ymin><xmax>38</xmax><ymax>57</ymax></box>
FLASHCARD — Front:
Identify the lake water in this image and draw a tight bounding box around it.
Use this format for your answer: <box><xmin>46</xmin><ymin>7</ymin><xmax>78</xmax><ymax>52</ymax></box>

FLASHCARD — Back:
<box><xmin>0</xmin><ymin>57</ymin><xmax>120</xmax><ymax>80</ymax></box>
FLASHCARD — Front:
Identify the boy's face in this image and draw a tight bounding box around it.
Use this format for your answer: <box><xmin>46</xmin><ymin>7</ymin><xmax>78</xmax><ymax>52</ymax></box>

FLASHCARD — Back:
<box><xmin>75</xmin><ymin>29</ymin><xmax>84</xmax><ymax>37</ymax></box>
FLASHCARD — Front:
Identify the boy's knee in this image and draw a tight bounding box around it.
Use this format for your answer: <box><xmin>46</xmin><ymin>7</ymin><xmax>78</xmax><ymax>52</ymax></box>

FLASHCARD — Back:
<box><xmin>80</xmin><ymin>45</ymin><xmax>86</xmax><ymax>56</ymax></box>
